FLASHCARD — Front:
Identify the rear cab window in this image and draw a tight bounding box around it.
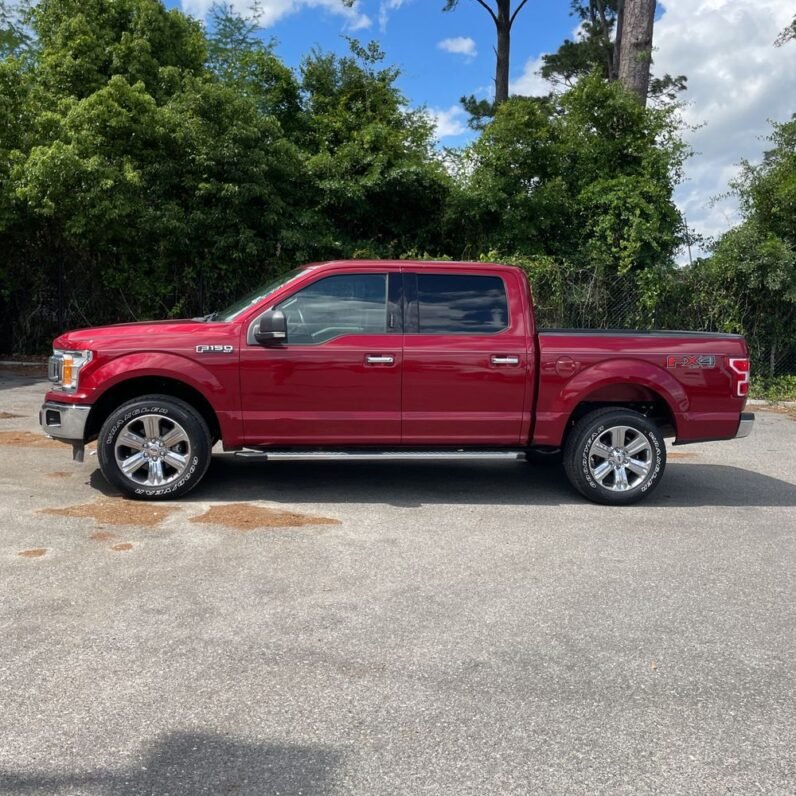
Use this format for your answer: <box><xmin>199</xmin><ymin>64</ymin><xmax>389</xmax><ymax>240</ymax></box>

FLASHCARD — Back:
<box><xmin>406</xmin><ymin>273</ymin><xmax>510</xmax><ymax>334</ymax></box>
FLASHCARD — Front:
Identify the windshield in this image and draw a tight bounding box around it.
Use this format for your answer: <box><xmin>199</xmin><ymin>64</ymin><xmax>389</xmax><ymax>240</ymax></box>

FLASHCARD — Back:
<box><xmin>213</xmin><ymin>267</ymin><xmax>310</xmax><ymax>322</ymax></box>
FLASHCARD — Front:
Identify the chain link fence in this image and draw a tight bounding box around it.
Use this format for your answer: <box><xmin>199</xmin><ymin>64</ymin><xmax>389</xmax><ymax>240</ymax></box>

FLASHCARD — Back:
<box><xmin>530</xmin><ymin>269</ymin><xmax>796</xmax><ymax>378</ymax></box>
<box><xmin>4</xmin><ymin>261</ymin><xmax>795</xmax><ymax>379</ymax></box>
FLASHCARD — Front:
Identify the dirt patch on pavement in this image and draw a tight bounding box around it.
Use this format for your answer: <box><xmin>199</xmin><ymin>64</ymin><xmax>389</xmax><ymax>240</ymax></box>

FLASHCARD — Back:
<box><xmin>0</xmin><ymin>411</ymin><xmax>23</xmax><ymax>419</ymax></box>
<box><xmin>668</xmin><ymin>452</ymin><xmax>696</xmax><ymax>460</ymax></box>
<box><xmin>111</xmin><ymin>542</ymin><xmax>133</xmax><ymax>552</ymax></box>
<box><xmin>90</xmin><ymin>530</ymin><xmax>117</xmax><ymax>542</ymax></box>
<box><xmin>46</xmin><ymin>471</ymin><xmax>72</xmax><ymax>479</ymax></box>
<box><xmin>190</xmin><ymin>503</ymin><xmax>340</xmax><ymax>532</ymax></box>
<box><xmin>0</xmin><ymin>431</ymin><xmax>65</xmax><ymax>448</ymax></box>
<box><xmin>18</xmin><ymin>548</ymin><xmax>48</xmax><ymax>558</ymax></box>
<box><xmin>40</xmin><ymin>498</ymin><xmax>176</xmax><ymax>527</ymax></box>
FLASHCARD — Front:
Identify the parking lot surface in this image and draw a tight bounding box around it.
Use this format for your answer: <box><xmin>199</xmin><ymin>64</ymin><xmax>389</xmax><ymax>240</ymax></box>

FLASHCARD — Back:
<box><xmin>0</xmin><ymin>369</ymin><xmax>794</xmax><ymax>795</ymax></box>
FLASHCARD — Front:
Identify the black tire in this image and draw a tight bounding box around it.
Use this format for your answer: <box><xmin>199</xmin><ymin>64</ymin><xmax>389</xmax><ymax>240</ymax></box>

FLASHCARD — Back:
<box><xmin>97</xmin><ymin>394</ymin><xmax>212</xmax><ymax>500</ymax></box>
<box><xmin>563</xmin><ymin>407</ymin><xmax>666</xmax><ymax>505</ymax></box>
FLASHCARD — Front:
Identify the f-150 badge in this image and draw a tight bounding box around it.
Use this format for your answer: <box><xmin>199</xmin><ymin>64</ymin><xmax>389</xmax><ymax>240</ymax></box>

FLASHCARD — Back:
<box><xmin>196</xmin><ymin>344</ymin><xmax>234</xmax><ymax>354</ymax></box>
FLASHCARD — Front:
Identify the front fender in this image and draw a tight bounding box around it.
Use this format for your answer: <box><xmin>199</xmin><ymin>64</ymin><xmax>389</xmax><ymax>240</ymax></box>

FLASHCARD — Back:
<box><xmin>50</xmin><ymin>351</ymin><xmax>244</xmax><ymax>445</ymax></box>
<box><xmin>81</xmin><ymin>352</ymin><xmax>227</xmax><ymax>402</ymax></box>
<box><xmin>533</xmin><ymin>358</ymin><xmax>688</xmax><ymax>447</ymax></box>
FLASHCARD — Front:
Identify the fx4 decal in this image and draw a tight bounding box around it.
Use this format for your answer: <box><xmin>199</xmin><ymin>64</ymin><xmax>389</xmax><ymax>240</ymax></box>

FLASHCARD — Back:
<box><xmin>196</xmin><ymin>344</ymin><xmax>234</xmax><ymax>354</ymax></box>
<box><xmin>666</xmin><ymin>354</ymin><xmax>716</xmax><ymax>369</ymax></box>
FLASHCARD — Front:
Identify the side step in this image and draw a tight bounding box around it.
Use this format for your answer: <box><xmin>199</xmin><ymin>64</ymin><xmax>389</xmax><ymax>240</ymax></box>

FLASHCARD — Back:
<box><xmin>234</xmin><ymin>449</ymin><xmax>526</xmax><ymax>461</ymax></box>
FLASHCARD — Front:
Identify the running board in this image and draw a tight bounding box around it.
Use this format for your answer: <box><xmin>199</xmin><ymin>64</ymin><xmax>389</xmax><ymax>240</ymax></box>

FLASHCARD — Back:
<box><xmin>234</xmin><ymin>449</ymin><xmax>525</xmax><ymax>461</ymax></box>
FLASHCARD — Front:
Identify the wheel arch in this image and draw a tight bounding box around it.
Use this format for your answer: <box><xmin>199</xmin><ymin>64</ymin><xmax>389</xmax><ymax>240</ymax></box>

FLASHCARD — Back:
<box><xmin>85</xmin><ymin>376</ymin><xmax>221</xmax><ymax>444</ymax></box>
<box><xmin>563</xmin><ymin>382</ymin><xmax>678</xmax><ymax>444</ymax></box>
<box><xmin>535</xmin><ymin>359</ymin><xmax>686</xmax><ymax>447</ymax></box>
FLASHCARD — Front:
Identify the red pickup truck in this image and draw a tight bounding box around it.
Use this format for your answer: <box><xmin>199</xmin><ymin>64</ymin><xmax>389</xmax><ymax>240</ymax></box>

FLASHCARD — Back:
<box><xmin>40</xmin><ymin>260</ymin><xmax>753</xmax><ymax>505</ymax></box>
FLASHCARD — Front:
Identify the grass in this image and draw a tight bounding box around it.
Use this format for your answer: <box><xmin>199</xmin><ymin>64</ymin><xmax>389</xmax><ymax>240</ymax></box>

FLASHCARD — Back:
<box><xmin>749</xmin><ymin>375</ymin><xmax>796</xmax><ymax>402</ymax></box>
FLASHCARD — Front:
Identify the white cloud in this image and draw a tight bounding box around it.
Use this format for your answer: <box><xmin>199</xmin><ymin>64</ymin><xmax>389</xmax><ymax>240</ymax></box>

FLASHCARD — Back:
<box><xmin>510</xmin><ymin>55</ymin><xmax>557</xmax><ymax>96</ymax></box>
<box><xmin>438</xmin><ymin>36</ymin><xmax>478</xmax><ymax>59</ymax></box>
<box><xmin>428</xmin><ymin>105</ymin><xmax>468</xmax><ymax>139</ymax></box>
<box><xmin>379</xmin><ymin>0</ymin><xmax>408</xmax><ymax>32</ymax></box>
<box><xmin>180</xmin><ymin>0</ymin><xmax>371</xmax><ymax>30</ymax></box>
<box><xmin>653</xmin><ymin>0</ymin><xmax>796</xmax><ymax>255</ymax></box>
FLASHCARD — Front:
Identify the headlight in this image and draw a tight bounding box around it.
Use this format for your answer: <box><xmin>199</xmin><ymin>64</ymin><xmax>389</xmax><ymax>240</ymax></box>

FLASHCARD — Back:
<box><xmin>48</xmin><ymin>349</ymin><xmax>93</xmax><ymax>392</ymax></box>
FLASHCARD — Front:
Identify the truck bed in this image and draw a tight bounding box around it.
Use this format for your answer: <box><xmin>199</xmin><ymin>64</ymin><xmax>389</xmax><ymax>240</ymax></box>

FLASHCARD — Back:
<box><xmin>533</xmin><ymin>328</ymin><xmax>749</xmax><ymax>447</ymax></box>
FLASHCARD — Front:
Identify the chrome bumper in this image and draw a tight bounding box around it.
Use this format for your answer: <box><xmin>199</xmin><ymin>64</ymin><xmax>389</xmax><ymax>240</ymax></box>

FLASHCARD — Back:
<box><xmin>735</xmin><ymin>412</ymin><xmax>754</xmax><ymax>439</ymax></box>
<box><xmin>40</xmin><ymin>401</ymin><xmax>91</xmax><ymax>460</ymax></box>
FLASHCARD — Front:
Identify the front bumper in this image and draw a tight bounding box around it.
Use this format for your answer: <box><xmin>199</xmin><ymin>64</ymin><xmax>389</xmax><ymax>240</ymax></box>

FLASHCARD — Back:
<box><xmin>40</xmin><ymin>401</ymin><xmax>91</xmax><ymax>461</ymax></box>
<box><xmin>735</xmin><ymin>412</ymin><xmax>755</xmax><ymax>439</ymax></box>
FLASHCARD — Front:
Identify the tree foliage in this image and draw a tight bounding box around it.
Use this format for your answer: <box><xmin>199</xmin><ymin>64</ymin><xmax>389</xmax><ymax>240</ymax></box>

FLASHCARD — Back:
<box><xmin>449</xmin><ymin>76</ymin><xmax>685</xmax><ymax>272</ymax></box>
<box><xmin>1</xmin><ymin>0</ymin><xmax>786</xmax><ymax>383</ymax></box>
<box><xmin>689</xmin><ymin>117</ymin><xmax>796</xmax><ymax>375</ymax></box>
<box><xmin>0</xmin><ymin>0</ymin><xmax>448</xmax><ymax>348</ymax></box>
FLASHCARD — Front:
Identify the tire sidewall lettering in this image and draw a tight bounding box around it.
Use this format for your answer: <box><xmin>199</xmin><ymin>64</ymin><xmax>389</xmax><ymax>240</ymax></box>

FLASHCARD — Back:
<box><xmin>99</xmin><ymin>398</ymin><xmax>209</xmax><ymax>500</ymax></box>
<box><xmin>104</xmin><ymin>406</ymin><xmax>170</xmax><ymax>447</ymax></box>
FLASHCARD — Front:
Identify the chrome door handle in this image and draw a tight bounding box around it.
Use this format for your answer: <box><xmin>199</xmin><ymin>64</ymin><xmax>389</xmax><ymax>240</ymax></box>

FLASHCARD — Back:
<box><xmin>366</xmin><ymin>355</ymin><xmax>395</xmax><ymax>365</ymax></box>
<box><xmin>490</xmin><ymin>355</ymin><xmax>520</xmax><ymax>366</ymax></box>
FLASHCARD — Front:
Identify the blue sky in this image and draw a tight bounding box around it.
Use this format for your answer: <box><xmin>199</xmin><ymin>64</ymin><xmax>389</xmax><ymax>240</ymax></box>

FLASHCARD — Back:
<box><xmin>169</xmin><ymin>0</ymin><xmax>796</xmax><ymax>254</ymax></box>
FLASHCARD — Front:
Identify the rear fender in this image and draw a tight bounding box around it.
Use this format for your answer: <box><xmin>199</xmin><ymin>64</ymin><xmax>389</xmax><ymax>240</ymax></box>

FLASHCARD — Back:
<box><xmin>533</xmin><ymin>358</ymin><xmax>687</xmax><ymax>447</ymax></box>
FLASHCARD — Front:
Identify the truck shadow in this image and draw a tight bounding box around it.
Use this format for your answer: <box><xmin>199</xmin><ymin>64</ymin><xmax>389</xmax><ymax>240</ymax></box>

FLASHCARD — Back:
<box><xmin>92</xmin><ymin>457</ymin><xmax>796</xmax><ymax>509</ymax></box>
<box><xmin>0</xmin><ymin>730</ymin><xmax>341</xmax><ymax>796</ymax></box>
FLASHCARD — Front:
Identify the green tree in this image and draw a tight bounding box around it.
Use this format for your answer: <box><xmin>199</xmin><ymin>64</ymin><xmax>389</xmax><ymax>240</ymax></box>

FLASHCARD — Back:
<box><xmin>700</xmin><ymin>117</ymin><xmax>796</xmax><ymax>375</ymax></box>
<box><xmin>207</xmin><ymin>3</ymin><xmax>302</xmax><ymax>134</ymax></box>
<box><xmin>298</xmin><ymin>39</ymin><xmax>451</xmax><ymax>257</ymax></box>
<box><xmin>32</xmin><ymin>0</ymin><xmax>205</xmax><ymax>101</ymax></box>
<box><xmin>0</xmin><ymin>0</ymin><xmax>309</xmax><ymax>348</ymax></box>
<box><xmin>452</xmin><ymin>75</ymin><xmax>684</xmax><ymax>272</ymax></box>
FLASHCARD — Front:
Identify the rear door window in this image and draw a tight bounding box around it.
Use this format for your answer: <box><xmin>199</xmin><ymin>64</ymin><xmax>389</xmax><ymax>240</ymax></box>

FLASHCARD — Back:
<box><xmin>415</xmin><ymin>274</ymin><xmax>509</xmax><ymax>334</ymax></box>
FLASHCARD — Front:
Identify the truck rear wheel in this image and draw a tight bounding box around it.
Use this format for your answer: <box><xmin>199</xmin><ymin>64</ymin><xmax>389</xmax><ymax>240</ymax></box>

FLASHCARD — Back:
<box><xmin>563</xmin><ymin>408</ymin><xmax>666</xmax><ymax>505</ymax></box>
<box><xmin>98</xmin><ymin>394</ymin><xmax>212</xmax><ymax>500</ymax></box>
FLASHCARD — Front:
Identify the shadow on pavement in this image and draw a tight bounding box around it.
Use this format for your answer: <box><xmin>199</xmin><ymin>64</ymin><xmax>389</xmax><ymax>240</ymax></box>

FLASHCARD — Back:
<box><xmin>0</xmin><ymin>731</ymin><xmax>341</xmax><ymax>796</ymax></box>
<box><xmin>89</xmin><ymin>457</ymin><xmax>796</xmax><ymax>509</ymax></box>
<box><xmin>0</xmin><ymin>369</ymin><xmax>48</xmax><ymax>391</ymax></box>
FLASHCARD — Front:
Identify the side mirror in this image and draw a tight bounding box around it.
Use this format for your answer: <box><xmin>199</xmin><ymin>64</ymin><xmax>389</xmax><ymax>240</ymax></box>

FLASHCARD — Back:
<box><xmin>254</xmin><ymin>310</ymin><xmax>287</xmax><ymax>345</ymax></box>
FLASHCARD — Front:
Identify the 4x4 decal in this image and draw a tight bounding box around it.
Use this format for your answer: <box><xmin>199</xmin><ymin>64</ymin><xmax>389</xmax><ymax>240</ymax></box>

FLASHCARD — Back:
<box><xmin>666</xmin><ymin>354</ymin><xmax>716</xmax><ymax>369</ymax></box>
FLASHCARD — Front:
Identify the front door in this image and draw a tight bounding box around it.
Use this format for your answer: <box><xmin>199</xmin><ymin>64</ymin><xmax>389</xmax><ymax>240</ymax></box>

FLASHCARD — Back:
<box><xmin>239</xmin><ymin>270</ymin><xmax>403</xmax><ymax>446</ymax></box>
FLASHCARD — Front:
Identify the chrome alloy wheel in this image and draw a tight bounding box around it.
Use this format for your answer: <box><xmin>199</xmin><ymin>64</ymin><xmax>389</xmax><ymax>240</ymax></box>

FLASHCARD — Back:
<box><xmin>113</xmin><ymin>414</ymin><xmax>192</xmax><ymax>488</ymax></box>
<box><xmin>588</xmin><ymin>425</ymin><xmax>652</xmax><ymax>492</ymax></box>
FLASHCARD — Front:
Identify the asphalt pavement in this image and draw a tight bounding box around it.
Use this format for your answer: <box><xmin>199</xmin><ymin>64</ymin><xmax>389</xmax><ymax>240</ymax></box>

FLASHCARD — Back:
<box><xmin>0</xmin><ymin>368</ymin><xmax>794</xmax><ymax>795</ymax></box>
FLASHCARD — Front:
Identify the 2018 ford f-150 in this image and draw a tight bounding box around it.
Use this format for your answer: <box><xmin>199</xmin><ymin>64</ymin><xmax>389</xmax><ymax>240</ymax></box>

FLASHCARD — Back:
<box><xmin>40</xmin><ymin>260</ymin><xmax>754</xmax><ymax>505</ymax></box>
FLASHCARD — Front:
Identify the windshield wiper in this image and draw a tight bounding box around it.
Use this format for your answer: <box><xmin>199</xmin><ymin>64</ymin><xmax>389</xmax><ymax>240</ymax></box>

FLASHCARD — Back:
<box><xmin>193</xmin><ymin>311</ymin><xmax>219</xmax><ymax>322</ymax></box>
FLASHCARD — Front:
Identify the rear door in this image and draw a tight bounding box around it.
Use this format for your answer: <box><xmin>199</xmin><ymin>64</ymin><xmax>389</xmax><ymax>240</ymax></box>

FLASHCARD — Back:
<box><xmin>401</xmin><ymin>268</ymin><xmax>531</xmax><ymax>445</ymax></box>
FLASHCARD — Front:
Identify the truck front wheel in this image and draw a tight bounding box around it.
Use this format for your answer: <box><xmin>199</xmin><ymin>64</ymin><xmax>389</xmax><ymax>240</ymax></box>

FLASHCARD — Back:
<box><xmin>563</xmin><ymin>408</ymin><xmax>666</xmax><ymax>505</ymax></box>
<box><xmin>98</xmin><ymin>395</ymin><xmax>212</xmax><ymax>500</ymax></box>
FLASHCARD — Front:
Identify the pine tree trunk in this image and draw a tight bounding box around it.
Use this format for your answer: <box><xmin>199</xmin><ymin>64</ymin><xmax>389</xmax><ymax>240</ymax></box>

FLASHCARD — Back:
<box><xmin>617</xmin><ymin>0</ymin><xmax>655</xmax><ymax>104</ymax></box>
<box><xmin>611</xmin><ymin>0</ymin><xmax>625</xmax><ymax>83</ymax></box>
<box><xmin>494</xmin><ymin>0</ymin><xmax>511</xmax><ymax>104</ymax></box>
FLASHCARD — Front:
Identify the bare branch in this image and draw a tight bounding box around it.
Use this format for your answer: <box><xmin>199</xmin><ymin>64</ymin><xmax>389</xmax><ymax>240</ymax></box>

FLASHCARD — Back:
<box><xmin>509</xmin><ymin>0</ymin><xmax>530</xmax><ymax>28</ymax></box>
<box><xmin>472</xmin><ymin>0</ymin><xmax>499</xmax><ymax>26</ymax></box>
